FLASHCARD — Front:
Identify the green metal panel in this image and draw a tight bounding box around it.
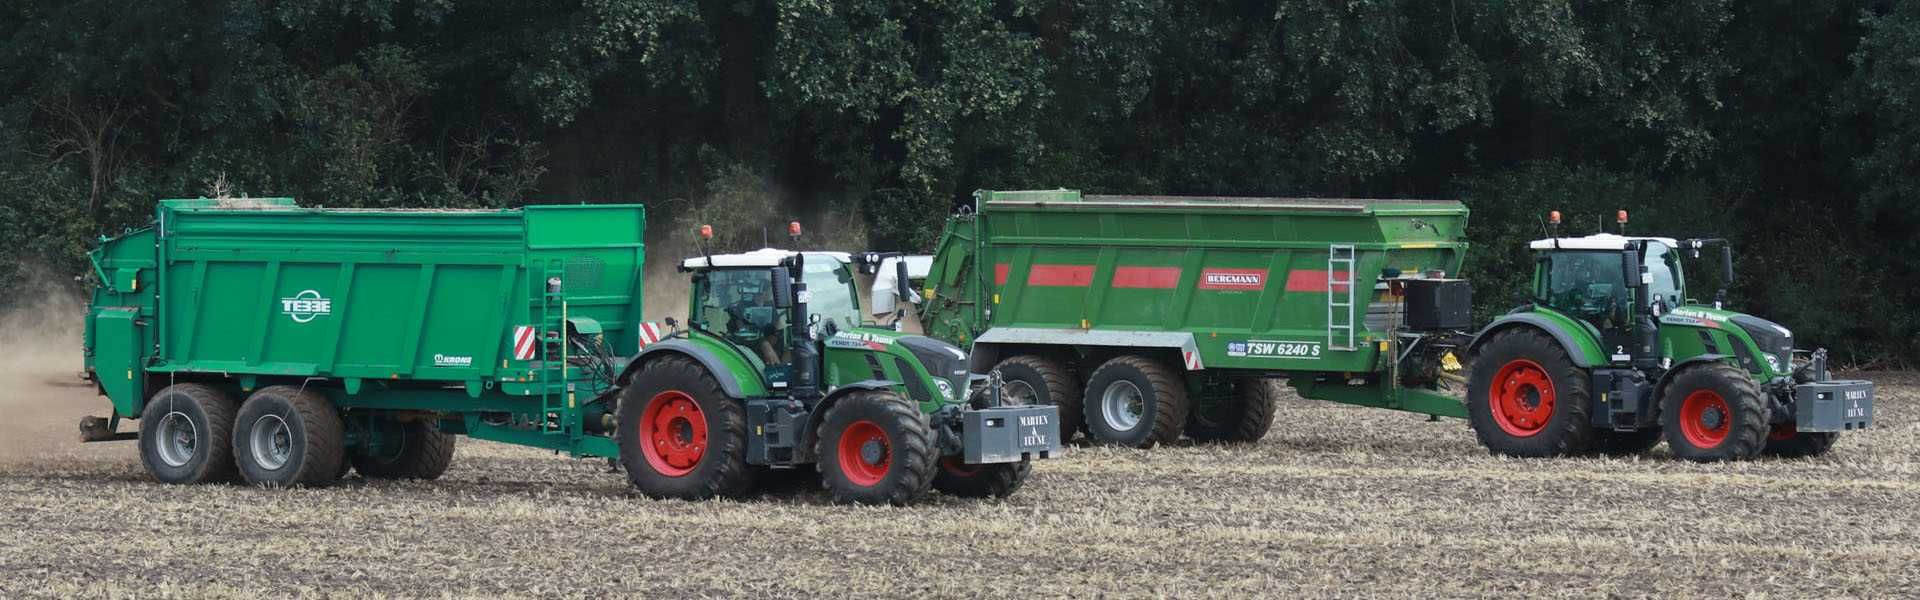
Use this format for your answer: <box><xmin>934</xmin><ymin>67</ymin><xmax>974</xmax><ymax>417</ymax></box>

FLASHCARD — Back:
<box><xmin>1657</xmin><ymin>306</ymin><xmax>1785</xmax><ymax>379</ymax></box>
<box><xmin>90</xmin><ymin>308</ymin><xmax>143</xmax><ymax>418</ymax></box>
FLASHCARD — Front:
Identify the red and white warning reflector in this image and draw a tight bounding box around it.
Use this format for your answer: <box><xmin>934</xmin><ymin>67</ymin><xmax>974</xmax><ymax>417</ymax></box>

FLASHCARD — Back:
<box><xmin>637</xmin><ymin>322</ymin><xmax>666</xmax><ymax>347</ymax></box>
<box><xmin>511</xmin><ymin>326</ymin><xmax>537</xmax><ymax>360</ymax></box>
<box><xmin>1183</xmin><ymin>350</ymin><xmax>1203</xmax><ymax>371</ymax></box>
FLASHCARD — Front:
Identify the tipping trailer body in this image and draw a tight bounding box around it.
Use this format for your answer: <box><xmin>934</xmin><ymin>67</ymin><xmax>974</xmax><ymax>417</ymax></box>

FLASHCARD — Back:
<box><xmin>83</xmin><ymin>198</ymin><xmax>645</xmax><ymax>458</ymax></box>
<box><xmin>919</xmin><ymin>189</ymin><xmax>1472</xmax><ymax>419</ymax></box>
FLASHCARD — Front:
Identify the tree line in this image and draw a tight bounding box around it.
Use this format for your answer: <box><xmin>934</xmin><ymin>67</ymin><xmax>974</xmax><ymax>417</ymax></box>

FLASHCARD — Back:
<box><xmin>2</xmin><ymin>1</ymin><xmax>1915</xmax><ymax>365</ymax></box>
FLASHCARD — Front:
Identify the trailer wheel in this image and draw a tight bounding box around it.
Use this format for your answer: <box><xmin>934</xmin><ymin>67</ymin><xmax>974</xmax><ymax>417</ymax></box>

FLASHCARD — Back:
<box><xmin>618</xmin><ymin>355</ymin><xmax>753</xmax><ymax>499</ymax></box>
<box><xmin>815</xmin><ymin>390</ymin><xmax>936</xmax><ymax>505</ymax></box>
<box><xmin>1082</xmin><ymin>355</ymin><xmax>1189</xmax><ymax>448</ymax></box>
<box><xmin>1661</xmin><ymin>362</ymin><xmax>1769</xmax><ymax>461</ymax></box>
<box><xmin>138</xmin><ymin>383</ymin><xmax>241</xmax><ymax>485</ymax></box>
<box><xmin>1466</xmin><ymin>328</ymin><xmax>1595</xmax><ymax>457</ymax></box>
<box><xmin>931</xmin><ymin>457</ymin><xmax>1030</xmax><ymax>498</ymax></box>
<box><xmin>1186</xmin><ymin>378</ymin><xmax>1278</xmax><ymax>444</ymax></box>
<box><xmin>232</xmin><ymin>386</ymin><xmax>345</xmax><ymax>488</ymax></box>
<box><xmin>351</xmin><ymin>419</ymin><xmax>457</xmax><ymax>480</ymax></box>
<box><xmin>1587</xmin><ymin>428</ymin><xmax>1663</xmax><ymax>456</ymax></box>
<box><xmin>1761</xmin><ymin>423</ymin><xmax>1837</xmax><ymax>458</ymax></box>
<box><xmin>991</xmin><ymin>355</ymin><xmax>1081</xmax><ymax>441</ymax></box>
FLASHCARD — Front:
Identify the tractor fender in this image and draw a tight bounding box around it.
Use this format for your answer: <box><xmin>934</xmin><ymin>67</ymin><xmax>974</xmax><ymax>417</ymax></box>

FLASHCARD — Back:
<box><xmin>1652</xmin><ymin>354</ymin><xmax>1735</xmax><ymax>400</ymax></box>
<box><xmin>1468</xmin><ymin>313</ymin><xmax>1608</xmax><ymax>368</ymax></box>
<box><xmin>617</xmin><ymin>339</ymin><xmax>750</xmax><ymax>399</ymax></box>
<box><xmin>794</xmin><ymin>380</ymin><xmax>901</xmax><ymax>463</ymax></box>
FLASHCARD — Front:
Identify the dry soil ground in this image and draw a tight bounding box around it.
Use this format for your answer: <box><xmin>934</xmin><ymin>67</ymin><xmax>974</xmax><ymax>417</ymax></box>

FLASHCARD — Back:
<box><xmin>3</xmin><ymin>334</ymin><xmax>1918</xmax><ymax>598</ymax></box>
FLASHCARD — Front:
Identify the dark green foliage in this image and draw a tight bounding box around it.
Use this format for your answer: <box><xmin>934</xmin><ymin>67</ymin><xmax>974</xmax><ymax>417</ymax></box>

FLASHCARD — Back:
<box><xmin>0</xmin><ymin>0</ymin><xmax>1914</xmax><ymax>364</ymax></box>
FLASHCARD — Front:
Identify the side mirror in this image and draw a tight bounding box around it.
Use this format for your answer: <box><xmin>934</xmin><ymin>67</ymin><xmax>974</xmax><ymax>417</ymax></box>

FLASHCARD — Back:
<box><xmin>895</xmin><ymin>260</ymin><xmax>914</xmax><ymax>302</ymax></box>
<box><xmin>771</xmin><ymin>267</ymin><xmax>793</xmax><ymax>309</ymax></box>
<box><xmin>663</xmin><ymin>316</ymin><xmax>678</xmax><ymax>330</ymax></box>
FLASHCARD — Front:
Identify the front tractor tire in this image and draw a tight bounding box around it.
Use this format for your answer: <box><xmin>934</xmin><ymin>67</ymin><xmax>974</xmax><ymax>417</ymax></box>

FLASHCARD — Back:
<box><xmin>1185</xmin><ymin>378</ymin><xmax>1279</xmax><ymax>444</ymax></box>
<box><xmin>814</xmin><ymin>390</ymin><xmax>936</xmax><ymax>506</ymax></box>
<box><xmin>1762</xmin><ymin>424</ymin><xmax>1839</xmax><ymax>458</ymax></box>
<box><xmin>1661</xmin><ymin>362</ymin><xmax>1769</xmax><ymax>462</ymax></box>
<box><xmin>350</xmin><ymin>418</ymin><xmax>457</xmax><ymax>480</ymax></box>
<box><xmin>991</xmin><ymin>355</ymin><xmax>1081</xmax><ymax>441</ymax></box>
<box><xmin>932</xmin><ymin>457</ymin><xmax>1031</xmax><ymax>499</ymax></box>
<box><xmin>138</xmin><ymin>383</ymin><xmax>241</xmax><ymax>485</ymax></box>
<box><xmin>617</xmin><ymin>355</ymin><xmax>754</xmax><ymax>500</ymax></box>
<box><xmin>1083</xmin><ymin>355</ymin><xmax>1190</xmax><ymax>448</ymax></box>
<box><xmin>232</xmin><ymin>386</ymin><xmax>346</xmax><ymax>488</ymax></box>
<box><xmin>1466</xmin><ymin>328</ymin><xmax>1595</xmax><ymax>457</ymax></box>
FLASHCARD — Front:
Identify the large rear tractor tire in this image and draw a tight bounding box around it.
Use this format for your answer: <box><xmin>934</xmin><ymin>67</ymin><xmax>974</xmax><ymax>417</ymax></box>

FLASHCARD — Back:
<box><xmin>617</xmin><ymin>355</ymin><xmax>754</xmax><ymax>500</ymax></box>
<box><xmin>1466</xmin><ymin>328</ymin><xmax>1596</xmax><ymax>457</ymax></box>
<box><xmin>1082</xmin><ymin>355</ymin><xmax>1189</xmax><ymax>448</ymax></box>
<box><xmin>1185</xmin><ymin>378</ymin><xmax>1278</xmax><ymax>444</ymax></box>
<box><xmin>991</xmin><ymin>355</ymin><xmax>1081</xmax><ymax>441</ymax></box>
<box><xmin>1660</xmin><ymin>362</ymin><xmax>1769</xmax><ymax>462</ymax></box>
<box><xmin>1762</xmin><ymin>424</ymin><xmax>1838</xmax><ymax>458</ymax></box>
<box><xmin>814</xmin><ymin>390</ymin><xmax>937</xmax><ymax>505</ymax></box>
<box><xmin>232</xmin><ymin>386</ymin><xmax>346</xmax><ymax>488</ymax></box>
<box><xmin>138</xmin><ymin>383</ymin><xmax>241</xmax><ymax>485</ymax></box>
<box><xmin>351</xmin><ymin>418</ymin><xmax>457</xmax><ymax>480</ymax></box>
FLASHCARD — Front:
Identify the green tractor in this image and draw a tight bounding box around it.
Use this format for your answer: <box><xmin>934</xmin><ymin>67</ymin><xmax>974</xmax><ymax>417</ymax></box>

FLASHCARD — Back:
<box><xmin>1466</xmin><ymin>212</ymin><xmax>1873</xmax><ymax>460</ymax></box>
<box><xmin>614</xmin><ymin>239</ymin><xmax>1060</xmax><ymax>505</ymax></box>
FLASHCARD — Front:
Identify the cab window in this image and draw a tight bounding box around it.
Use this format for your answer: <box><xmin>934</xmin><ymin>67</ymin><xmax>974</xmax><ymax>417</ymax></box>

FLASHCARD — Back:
<box><xmin>801</xmin><ymin>257</ymin><xmax>861</xmax><ymax>330</ymax></box>
<box><xmin>1644</xmin><ymin>242</ymin><xmax>1682</xmax><ymax>308</ymax></box>
<box><xmin>1539</xmin><ymin>251</ymin><xmax>1628</xmax><ymax>328</ymax></box>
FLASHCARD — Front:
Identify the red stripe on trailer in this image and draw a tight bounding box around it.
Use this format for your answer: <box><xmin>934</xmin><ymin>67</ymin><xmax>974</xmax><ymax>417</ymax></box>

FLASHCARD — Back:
<box><xmin>1112</xmin><ymin>266</ymin><xmax>1181</xmax><ymax>289</ymax></box>
<box><xmin>1027</xmin><ymin>264</ymin><xmax>1096</xmax><ymax>287</ymax></box>
<box><xmin>994</xmin><ymin>263</ymin><xmax>1010</xmax><ymax>286</ymax></box>
<box><xmin>1198</xmin><ymin>268</ymin><xmax>1267</xmax><ymax>291</ymax></box>
<box><xmin>1284</xmin><ymin>269</ymin><xmax>1352</xmax><ymax>293</ymax></box>
<box><xmin>512</xmin><ymin>326</ymin><xmax>537</xmax><ymax>360</ymax></box>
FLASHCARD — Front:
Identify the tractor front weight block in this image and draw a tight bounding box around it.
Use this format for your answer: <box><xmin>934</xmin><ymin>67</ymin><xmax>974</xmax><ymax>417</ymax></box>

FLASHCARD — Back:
<box><xmin>1794</xmin><ymin>380</ymin><xmax>1874</xmax><ymax>432</ymax></box>
<box><xmin>962</xmin><ymin>405</ymin><xmax>1061</xmax><ymax>464</ymax></box>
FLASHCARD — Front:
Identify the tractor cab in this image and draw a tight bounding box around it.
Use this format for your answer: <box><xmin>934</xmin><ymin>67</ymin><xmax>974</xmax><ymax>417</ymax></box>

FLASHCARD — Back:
<box><xmin>1526</xmin><ymin>232</ymin><xmax>1691</xmax><ymax>365</ymax></box>
<box><xmin>681</xmin><ymin>248</ymin><xmax>859</xmax><ymax>384</ymax></box>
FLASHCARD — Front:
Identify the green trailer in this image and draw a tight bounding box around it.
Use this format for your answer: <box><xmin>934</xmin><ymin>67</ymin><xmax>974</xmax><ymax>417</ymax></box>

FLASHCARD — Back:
<box><xmin>80</xmin><ymin>199</ymin><xmax>1057</xmax><ymax>502</ymax></box>
<box><xmin>907</xmin><ymin>189</ymin><xmax>1873</xmax><ymax>460</ymax></box>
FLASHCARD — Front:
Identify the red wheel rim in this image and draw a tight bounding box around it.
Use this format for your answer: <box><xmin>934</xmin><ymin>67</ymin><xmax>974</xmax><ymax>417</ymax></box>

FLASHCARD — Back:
<box><xmin>836</xmin><ymin>420</ymin><xmax>891</xmax><ymax>487</ymax></box>
<box><xmin>940</xmin><ymin>456</ymin><xmax>980</xmax><ymax>477</ymax></box>
<box><xmin>1489</xmin><ymin>359</ymin><xmax>1556</xmax><ymax>437</ymax></box>
<box><xmin>639</xmin><ymin>391</ymin><xmax>707</xmax><ymax>477</ymax></box>
<box><xmin>1679</xmin><ymin>390</ymin><xmax>1732</xmax><ymax>448</ymax></box>
<box><xmin>1769</xmin><ymin>422</ymin><xmax>1797</xmax><ymax>441</ymax></box>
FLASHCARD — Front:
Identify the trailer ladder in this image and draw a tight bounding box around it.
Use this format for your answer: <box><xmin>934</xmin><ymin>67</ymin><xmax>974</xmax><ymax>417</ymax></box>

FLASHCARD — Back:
<box><xmin>1327</xmin><ymin>244</ymin><xmax>1358</xmax><ymax>351</ymax></box>
<box><xmin>537</xmin><ymin>261</ymin><xmax>577</xmax><ymax>437</ymax></box>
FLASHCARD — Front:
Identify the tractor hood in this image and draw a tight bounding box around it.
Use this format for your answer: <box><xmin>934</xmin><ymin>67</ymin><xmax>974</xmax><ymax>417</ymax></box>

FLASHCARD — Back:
<box><xmin>1660</xmin><ymin>306</ymin><xmax>1795</xmax><ymax>375</ymax></box>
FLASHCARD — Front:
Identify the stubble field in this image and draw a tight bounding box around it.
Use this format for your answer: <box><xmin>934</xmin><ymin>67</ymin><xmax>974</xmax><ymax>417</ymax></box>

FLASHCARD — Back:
<box><xmin>3</xmin><ymin>321</ymin><xmax>1917</xmax><ymax>597</ymax></box>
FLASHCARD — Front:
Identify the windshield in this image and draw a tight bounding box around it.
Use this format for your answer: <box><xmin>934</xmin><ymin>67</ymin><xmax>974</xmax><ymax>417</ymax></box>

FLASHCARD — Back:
<box><xmin>803</xmin><ymin>255</ymin><xmax>861</xmax><ymax>330</ymax></box>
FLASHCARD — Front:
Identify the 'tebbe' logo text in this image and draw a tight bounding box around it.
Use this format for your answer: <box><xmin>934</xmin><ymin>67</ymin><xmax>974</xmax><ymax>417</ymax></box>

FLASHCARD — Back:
<box><xmin>281</xmin><ymin>290</ymin><xmax>332</xmax><ymax>323</ymax></box>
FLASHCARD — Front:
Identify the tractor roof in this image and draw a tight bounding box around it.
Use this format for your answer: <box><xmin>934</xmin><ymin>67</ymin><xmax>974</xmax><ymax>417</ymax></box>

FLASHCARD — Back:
<box><xmin>1529</xmin><ymin>233</ymin><xmax>1679</xmax><ymax>251</ymax></box>
<box><xmin>681</xmin><ymin>248</ymin><xmax>851</xmax><ymax>269</ymax></box>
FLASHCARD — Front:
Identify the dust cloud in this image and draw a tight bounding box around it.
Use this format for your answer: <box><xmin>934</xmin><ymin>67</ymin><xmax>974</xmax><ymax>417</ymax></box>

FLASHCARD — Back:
<box><xmin>0</xmin><ymin>277</ymin><xmax>119</xmax><ymax>467</ymax></box>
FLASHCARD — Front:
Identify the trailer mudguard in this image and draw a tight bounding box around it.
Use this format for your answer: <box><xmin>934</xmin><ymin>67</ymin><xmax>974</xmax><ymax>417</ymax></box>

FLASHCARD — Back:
<box><xmin>619</xmin><ymin>338</ymin><xmax>768</xmax><ymax>399</ymax></box>
<box><xmin>967</xmin><ymin>328</ymin><xmax>1199</xmax><ymax>374</ymax></box>
<box><xmin>1468</xmin><ymin>309</ymin><xmax>1610</xmax><ymax>367</ymax></box>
